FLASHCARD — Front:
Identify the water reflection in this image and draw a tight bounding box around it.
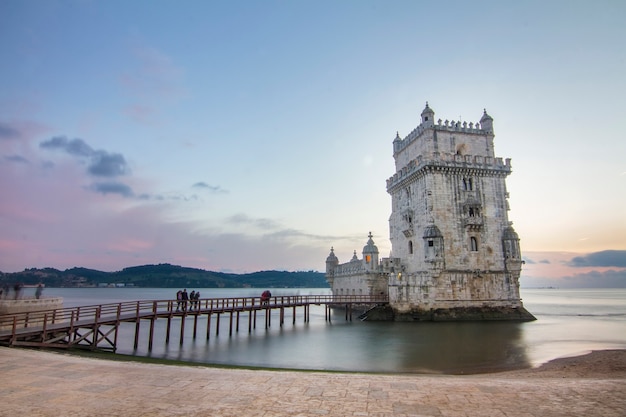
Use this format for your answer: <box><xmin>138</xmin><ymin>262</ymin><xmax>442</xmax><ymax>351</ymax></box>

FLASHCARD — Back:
<box><xmin>40</xmin><ymin>287</ymin><xmax>625</xmax><ymax>374</ymax></box>
<box><xmin>117</xmin><ymin>307</ymin><xmax>530</xmax><ymax>374</ymax></box>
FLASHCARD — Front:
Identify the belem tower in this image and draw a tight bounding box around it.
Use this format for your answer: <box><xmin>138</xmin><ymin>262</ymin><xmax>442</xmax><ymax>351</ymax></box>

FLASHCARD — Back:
<box><xmin>325</xmin><ymin>102</ymin><xmax>535</xmax><ymax>321</ymax></box>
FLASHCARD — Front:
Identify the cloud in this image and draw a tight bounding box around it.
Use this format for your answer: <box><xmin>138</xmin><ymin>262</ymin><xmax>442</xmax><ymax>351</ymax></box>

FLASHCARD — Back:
<box><xmin>40</xmin><ymin>136</ymin><xmax>93</xmax><ymax>156</ymax></box>
<box><xmin>567</xmin><ymin>250</ymin><xmax>626</xmax><ymax>268</ymax></box>
<box><xmin>40</xmin><ymin>136</ymin><xmax>130</xmax><ymax>178</ymax></box>
<box><xmin>87</xmin><ymin>181</ymin><xmax>134</xmax><ymax>198</ymax></box>
<box><xmin>560</xmin><ymin>270</ymin><xmax>626</xmax><ymax>288</ymax></box>
<box><xmin>88</xmin><ymin>151</ymin><xmax>129</xmax><ymax>177</ymax></box>
<box><xmin>3</xmin><ymin>155</ymin><xmax>29</xmax><ymax>164</ymax></box>
<box><xmin>0</xmin><ymin>123</ymin><xmax>21</xmax><ymax>140</ymax></box>
<box><xmin>522</xmin><ymin>256</ymin><xmax>550</xmax><ymax>265</ymax></box>
<box><xmin>192</xmin><ymin>182</ymin><xmax>228</xmax><ymax>194</ymax></box>
<box><xmin>227</xmin><ymin>213</ymin><xmax>281</xmax><ymax>230</ymax></box>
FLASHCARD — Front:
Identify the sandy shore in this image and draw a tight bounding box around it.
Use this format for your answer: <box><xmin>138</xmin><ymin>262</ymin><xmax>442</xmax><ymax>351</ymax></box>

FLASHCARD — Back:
<box><xmin>501</xmin><ymin>349</ymin><xmax>626</xmax><ymax>379</ymax></box>
<box><xmin>0</xmin><ymin>347</ymin><xmax>624</xmax><ymax>416</ymax></box>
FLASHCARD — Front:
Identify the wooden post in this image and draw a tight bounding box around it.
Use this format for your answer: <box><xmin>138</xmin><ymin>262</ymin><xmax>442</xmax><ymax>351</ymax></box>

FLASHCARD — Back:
<box><xmin>215</xmin><ymin>313</ymin><xmax>221</xmax><ymax>336</ymax></box>
<box><xmin>229</xmin><ymin>311</ymin><xmax>234</xmax><ymax>336</ymax></box>
<box><xmin>179</xmin><ymin>312</ymin><xmax>186</xmax><ymax>345</ymax></box>
<box><xmin>148</xmin><ymin>301</ymin><xmax>157</xmax><ymax>351</ymax></box>
<box><xmin>133</xmin><ymin>303</ymin><xmax>141</xmax><ymax>350</ymax></box>
<box><xmin>42</xmin><ymin>313</ymin><xmax>48</xmax><ymax>343</ymax></box>
<box><xmin>69</xmin><ymin>310</ymin><xmax>76</xmax><ymax>344</ymax></box>
<box><xmin>193</xmin><ymin>313</ymin><xmax>199</xmax><ymax>339</ymax></box>
<box><xmin>248</xmin><ymin>309</ymin><xmax>252</xmax><ymax>333</ymax></box>
<box><xmin>166</xmin><ymin>314</ymin><xmax>172</xmax><ymax>344</ymax></box>
<box><xmin>293</xmin><ymin>305</ymin><xmax>296</xmax><ymax>325</ymax></box>
<box><xmin>113</xmin><ymin>304</ymin><xmax>121</xmax><ymax>351</ymax></box>
<box><xmin>94</xmin><ymin>306</ymin><xmax>102</xmax><ymax>350</ymax></box>
<box><xmin>206</xmin><ymin>313</ymin><xmax>212</xmax><ymax>340</ymax></box>
<box><xmin>10</xmin><ymin>316</ymin><xmax>17</xmax><ymax>346</ymax></box>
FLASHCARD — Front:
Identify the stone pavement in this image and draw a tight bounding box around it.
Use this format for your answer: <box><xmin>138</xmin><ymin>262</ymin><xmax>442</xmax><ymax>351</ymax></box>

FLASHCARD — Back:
<box><xmin>0</xmin><ymin>347</ymin><xmax>624</xmax><ymax>417</ymax></box>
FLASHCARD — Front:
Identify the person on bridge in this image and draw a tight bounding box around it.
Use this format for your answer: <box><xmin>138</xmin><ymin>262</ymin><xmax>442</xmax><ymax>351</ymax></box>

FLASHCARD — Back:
<box><xmin>176</xmin><ymin>290</ymin><xmax>183</xmax><ymax>312</ymax></box>
<box><xmin>35</xmin><ymin>284</ymin><xmax>43</xmax><ymax>299</ymax></box>
<box><xmin>182</xmin><ymin>289</ymin><xmax>189</xmax><ymax>311</ymax></box>
<box><xmin>261</xmin><ymin>290</ymin><xmax>271</xmax><ymax>305</ymax></box>
<box><xmin>189</xmin><ymin>290</ymin><xmax>196</xmax><ymax>310</ymax></box>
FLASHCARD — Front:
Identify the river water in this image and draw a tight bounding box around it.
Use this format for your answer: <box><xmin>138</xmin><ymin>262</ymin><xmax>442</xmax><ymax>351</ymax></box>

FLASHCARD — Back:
<box><xmin>32</xmin><ymin>287</ymin><xmax>626</xmax><ymax>374</ymax></box>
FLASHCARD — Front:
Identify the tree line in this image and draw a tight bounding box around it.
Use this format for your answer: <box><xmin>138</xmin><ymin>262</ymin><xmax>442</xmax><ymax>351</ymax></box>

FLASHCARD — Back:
<box><xmin>0</xmin><ymin>264</ymin><xmax>328</xmax><ymax>288</ymax></box>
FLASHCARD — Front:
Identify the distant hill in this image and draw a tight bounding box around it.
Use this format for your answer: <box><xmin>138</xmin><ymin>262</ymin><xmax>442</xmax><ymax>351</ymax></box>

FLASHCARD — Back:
<box><xmin>0</xmin><ymin>264</ymin><xmax>328</xmax><ymax>289</ymax></box>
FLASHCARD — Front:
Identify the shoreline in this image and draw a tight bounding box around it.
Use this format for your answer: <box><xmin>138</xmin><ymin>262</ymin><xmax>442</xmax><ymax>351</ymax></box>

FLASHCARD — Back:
<box><xmin>60</xmin><ymin>347</ymin><xmax>626</xmax><ymax>377</ymax></box>
<box><xmin>1</xmin><ymin>347</ymin><xmax>624</xmax><ymax>416</ymax></box>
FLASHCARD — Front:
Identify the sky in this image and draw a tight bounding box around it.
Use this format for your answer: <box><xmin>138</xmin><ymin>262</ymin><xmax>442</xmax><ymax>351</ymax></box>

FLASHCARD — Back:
<box><xmin>1</xmin><ymin>0</ymin><xmax>625</xmax><ymax>287</ymax></box>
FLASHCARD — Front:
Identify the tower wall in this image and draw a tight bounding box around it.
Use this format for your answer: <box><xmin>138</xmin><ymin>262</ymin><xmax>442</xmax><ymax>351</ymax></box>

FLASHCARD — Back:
<box><xmin>384</xmin><ymin>104</ymin><xmax>533</xmax><ymax>321</ymax></box>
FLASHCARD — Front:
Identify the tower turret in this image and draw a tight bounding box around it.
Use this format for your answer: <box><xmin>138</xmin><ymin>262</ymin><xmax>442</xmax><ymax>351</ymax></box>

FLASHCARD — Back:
<box><xmin>393</xmin><ymin>131</ymin><xmax>402</xmax><ymax>154</ymax></box>
<box><xmin>325</xmin><ymin>247</ymin><xmax>339</xmax><ymax>288</ymax></box>
<box><xmin>421</xmin><ymin>102</ymin><xmax>435</xmax><ymax>127</ymax></box>
<box><xmin>480</xmin><ymin>109</ymin><xmax>494</xmax><ymax>133</ymax></box>
<box><xmin>362</xmin><ymin>232</ymin><xmax>379</xmax><ymax>270</ymax></box>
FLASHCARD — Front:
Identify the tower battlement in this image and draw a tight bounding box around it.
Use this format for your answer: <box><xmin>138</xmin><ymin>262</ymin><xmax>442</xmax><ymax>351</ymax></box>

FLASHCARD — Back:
<box><xmin>395</xmin><ymin>118</ymin><xmax>491</xmax><ymax>154</ymax></box>
<box><xmin>387</xmin><ymin>152</ymin><xmax>512</xmax><ymax>191</ymax></box>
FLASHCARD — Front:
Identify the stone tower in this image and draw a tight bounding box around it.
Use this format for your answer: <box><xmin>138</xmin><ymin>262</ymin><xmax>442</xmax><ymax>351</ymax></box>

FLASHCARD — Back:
<box><xmin>324</xmin><ymin>102</ymin><xmax>534</xmax><ymax>320</ymax></box>
<box><xmin>385</xmin><ymin>102</ymin><xmax>534</xmax><ymax>320</ymax></box>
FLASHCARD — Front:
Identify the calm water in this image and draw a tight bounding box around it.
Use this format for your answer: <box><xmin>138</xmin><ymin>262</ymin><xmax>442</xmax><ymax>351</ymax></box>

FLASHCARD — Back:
<box><xmin>34</xmin><ymin>287</ymin><xmax>626</xmax><ymax>374</ymax></box>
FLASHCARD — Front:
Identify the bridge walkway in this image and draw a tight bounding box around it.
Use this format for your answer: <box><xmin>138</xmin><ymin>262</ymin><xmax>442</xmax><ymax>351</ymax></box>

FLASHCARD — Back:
<box><xmin>0</xmin><ymin>294</ymin><xmax>388</xmax><ymax>351</ymax></box>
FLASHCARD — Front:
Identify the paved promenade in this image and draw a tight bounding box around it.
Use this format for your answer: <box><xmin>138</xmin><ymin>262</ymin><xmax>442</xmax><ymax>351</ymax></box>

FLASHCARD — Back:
<box><xmin>0</xmin><ymin>347</ymin><xmax>624</xmax><ymax>417</ymax></box>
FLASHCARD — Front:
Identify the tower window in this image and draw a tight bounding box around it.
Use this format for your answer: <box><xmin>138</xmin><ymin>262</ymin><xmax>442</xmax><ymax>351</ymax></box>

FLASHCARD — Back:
<box><xmin>428</xmin><ymin>240</ymin><xmax>434</xmax><ymax>247</ymax></box>
<box><xmin>470</xmin><ymin>237</ymin><xmax>478</xmax><ymax>251</ymax></box>
<box><xmin>463</xmin><ymin>177</ymin><xmax>474</xmax><ymax>191</ymax></box>
<box><xmin>408</xmin><ymin>240</ymin><xmax>414</xmax><ymax>254</ymax></box>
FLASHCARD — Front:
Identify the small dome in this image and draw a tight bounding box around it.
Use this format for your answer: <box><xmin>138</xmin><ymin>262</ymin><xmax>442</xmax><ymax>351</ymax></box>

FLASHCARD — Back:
<box><xmin>421</xmin><ymin>102</ymin><xmax>435</xmax><ymax>116</ymax></box>
<box><xmin>362</xmin><ymin>232</ymin><xmax>379</xmax><ymax>254</ymax></box>
<box><xmin>502</xmin><ymin>226</ymin><xmax>519</xmax><ymax>240</ymax></box>
<box><xmin>480</xmin><ymin>109</ymin><xmax>493</xmax><ymax>122</ymax></box>
<box><xmin>350</xmin><ymin>250</ymin><xmax>359</xmax><ymax>262</ymax></box>
<box><xmin>326</xmin><ymin>247</ymin><xmax>338</xmax><ymax>263</ymax></box>
<box><xmin>423</xmin><ymin>225</ymin><xmax>443</xmax><ymax>238</ymax></box>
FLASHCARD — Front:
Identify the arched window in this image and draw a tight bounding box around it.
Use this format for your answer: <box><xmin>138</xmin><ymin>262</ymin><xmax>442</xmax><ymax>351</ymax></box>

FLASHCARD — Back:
<box><xmin>463</xmin><ymin>177</ymin><xmax>474</xmax><ymax>191</ymax></box>
<box><xmin>408</xmin><ymin>240</ymin><xmax>414</xmax><ymax>254</ymax></box>
<box><xmin>470</xmin><ymin>237</ymin><xmax>478</xmax><ymax>251</ymax></box>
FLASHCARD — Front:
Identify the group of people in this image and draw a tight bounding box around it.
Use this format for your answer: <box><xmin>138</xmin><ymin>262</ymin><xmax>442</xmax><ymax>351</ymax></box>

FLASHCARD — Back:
<box><xmin>173</xmin><ymin>289</ymin><xmax>274</xmax><ymax>311</ymax></box>
<box><xmin>175</xmin><ymin>288</ymin><xmax>201</xmax><ymax>312</ymax></box>
<box><xmin>0</xmin><ymin>283</ymin><xmax>37</xmax><ymax>300</ymax></box>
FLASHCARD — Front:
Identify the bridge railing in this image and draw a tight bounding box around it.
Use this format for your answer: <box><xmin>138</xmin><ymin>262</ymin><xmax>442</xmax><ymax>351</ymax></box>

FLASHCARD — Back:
<box><xmin>0</xmin><ymin>294</ymin><xmax>388</xmax><ymax>335</ymax></box>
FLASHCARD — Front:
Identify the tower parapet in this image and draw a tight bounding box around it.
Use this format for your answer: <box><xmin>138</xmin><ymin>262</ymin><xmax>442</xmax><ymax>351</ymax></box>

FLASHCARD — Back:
<box><xmin>387</xmin><ymin>152</ymin><xmax>511</xmax><ymax>192</ymax></box>
<box><xmin>394</xmin><ymin>103</ymin><xmax>494</xmax><ymax>156</ymax></box>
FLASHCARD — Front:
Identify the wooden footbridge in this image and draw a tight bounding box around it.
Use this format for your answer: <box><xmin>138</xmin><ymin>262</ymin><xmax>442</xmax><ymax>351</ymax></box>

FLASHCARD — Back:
<box><xmin>0</xmin><ymin>294</ymin><xmax>387</xmax><ymax>352</ymax></box>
